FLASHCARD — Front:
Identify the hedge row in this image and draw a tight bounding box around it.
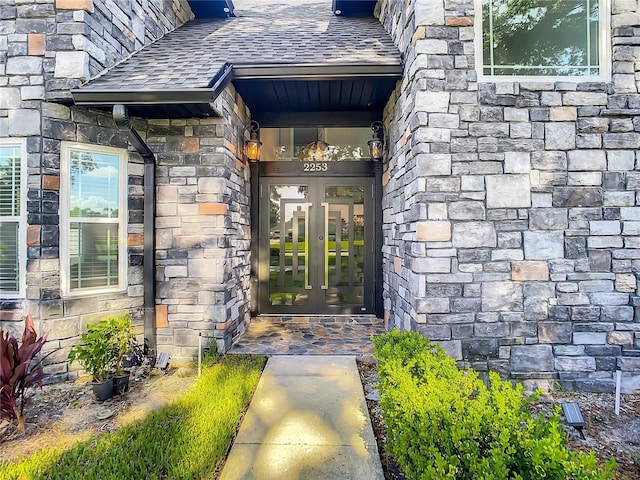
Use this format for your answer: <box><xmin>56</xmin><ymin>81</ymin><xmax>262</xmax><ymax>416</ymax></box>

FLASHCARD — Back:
<box><xmin>373</xmin><ymin>330</ymin><xmax>616</xmax><ymax>480</ymax></box>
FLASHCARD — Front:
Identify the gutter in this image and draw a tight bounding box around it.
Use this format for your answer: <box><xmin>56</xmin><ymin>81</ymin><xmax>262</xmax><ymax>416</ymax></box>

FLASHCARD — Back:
<box><xmin>71</xmin><ymin>63</ymin><xmax>235</xmax><ymax>108</ymax></box>
<box><xmin>73</xmin><ymin>89</ymin><xmax>219</xmax><ymax>106</ymax></box>
<box><xmin>232</xmin><ymin>63</ymin><xmax>403</xmax><ymax>81</ymax></box>
<box><xmin>113</xmin><ymin>104</ymin><xmax>158</xmax><ymax>362</ymax></box>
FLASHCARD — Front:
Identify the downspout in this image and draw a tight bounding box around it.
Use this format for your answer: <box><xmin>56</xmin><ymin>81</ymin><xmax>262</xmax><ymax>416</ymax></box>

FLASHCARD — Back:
<box><xmin>113</xmin><ymin>104</ymin><xmax>157</xmax><ymax>362</ymax></box>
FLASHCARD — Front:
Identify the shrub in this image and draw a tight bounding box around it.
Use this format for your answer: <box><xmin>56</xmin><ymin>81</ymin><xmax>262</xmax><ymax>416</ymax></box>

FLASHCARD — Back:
<box><xmin>373</xmin><ymin>330</ymin><xmax>617</xmax><ymax>480</ymax></box>
<box><xmin>68</xmin><ymin>313</ymin><xmax>137</xmax><ymax>381</ymax></box>
<box><xmin>107</xmin><ymin>313</ymin><xmax>135</xmax><ymax>375</ymax></box>
<box><xmin>0</xmin><ymin>314</ymin><xmax>49</xmax><ymax>431</ymax></box>
<box><xmin>68</xmin><ymin>320</ymin><xmax>115</xmax><ymax>382</ymax></box>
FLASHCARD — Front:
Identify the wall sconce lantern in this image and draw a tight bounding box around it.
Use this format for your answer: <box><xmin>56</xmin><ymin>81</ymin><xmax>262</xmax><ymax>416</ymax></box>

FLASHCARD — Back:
<box><xmin>368</xmin><ymin>121</ymin><xmax>385</xmax><ymax>161</ymax></box>
<box><xmin>245</xmin><ymin>120</ymin><xmax>262</xmax><ymax>161</ymax></box>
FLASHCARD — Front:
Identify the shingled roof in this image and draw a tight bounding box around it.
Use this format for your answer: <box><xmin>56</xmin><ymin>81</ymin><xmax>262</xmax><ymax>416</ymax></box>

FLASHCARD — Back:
<box><xmin>72</xmin><ymin>0</ymin><xmax>402</xmax><ymax>118</ymax></box>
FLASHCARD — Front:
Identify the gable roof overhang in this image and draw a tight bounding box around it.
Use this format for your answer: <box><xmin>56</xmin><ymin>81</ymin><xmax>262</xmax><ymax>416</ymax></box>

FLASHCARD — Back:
<box><xmin>71</xmin><ymin>64</ymin><xmax>402</xmax><ymax>121</ymax></box>
<box><xmin>70</xmin><ymin>1</ymin><xmax>403</xmax><ymax>122</ymax></box>
<box><xmin>232</xmin><ymin>63</ymin><xmax>401</xmax><ymax>126</ymax></box>
<box><xmin>72</xmin><ymin>61</ymin><xmax>235</xmax><ymax>119</ymax></box>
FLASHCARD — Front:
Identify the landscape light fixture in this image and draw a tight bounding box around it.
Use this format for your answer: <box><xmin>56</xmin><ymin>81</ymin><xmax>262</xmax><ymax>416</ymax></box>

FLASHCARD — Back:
<box><xmin>245</xmin><ymin>120</ymin><xmax>262</xmax><ymax>161</ymax></box>
<box><xmin>561</xmin><ymin>402</ymin><xmax>586</xmax><ymax>440</ymax></box>
<box><xmin>368</xmin><ymin>121</ymin><xmax>385</xmax><ymax>161</ymax></box>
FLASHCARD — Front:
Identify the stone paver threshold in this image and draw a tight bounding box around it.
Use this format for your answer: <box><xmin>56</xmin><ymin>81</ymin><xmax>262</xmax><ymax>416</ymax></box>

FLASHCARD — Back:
<box><xmin>229</xmin><ymin>316</ymin><xmax>385</xmax><ymax>357</ymax></box>
<box><xmin>219</xmin><ymin>356</ymin><xmax>384</xmax><ymax>480</ymax></box>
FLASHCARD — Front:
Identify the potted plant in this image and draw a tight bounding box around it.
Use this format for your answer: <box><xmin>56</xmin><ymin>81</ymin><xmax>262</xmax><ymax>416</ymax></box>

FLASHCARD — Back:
<box><xmin>68</xmin><ymin>320</ymin><xmax>115</xmax><ymax>401</ymax></box>
<box><xmin>108</xmin><ymin>313</ymin><xmax>135</xmax><ymax>395</ymax></box>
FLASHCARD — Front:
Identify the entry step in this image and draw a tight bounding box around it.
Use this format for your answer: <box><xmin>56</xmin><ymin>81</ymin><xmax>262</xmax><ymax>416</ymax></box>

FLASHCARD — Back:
<box><xmin>230</xmin><ymin>316</ymin><xmax>386</xmax><ymax>357</ymax></box>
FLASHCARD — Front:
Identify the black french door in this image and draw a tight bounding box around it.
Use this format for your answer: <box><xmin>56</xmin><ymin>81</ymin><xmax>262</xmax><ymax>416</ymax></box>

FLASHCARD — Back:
<box><xmin>258</xmin><ymin>175</ymin><xmax>375</xmax><ymax>314</ymax></box>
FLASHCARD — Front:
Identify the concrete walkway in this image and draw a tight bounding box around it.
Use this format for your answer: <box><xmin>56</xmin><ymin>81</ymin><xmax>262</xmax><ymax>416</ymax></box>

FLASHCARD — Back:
<box><xmin>219</xmin><ymin>356</ymin><xmax>384</xmax><ymax>480</ymax></box>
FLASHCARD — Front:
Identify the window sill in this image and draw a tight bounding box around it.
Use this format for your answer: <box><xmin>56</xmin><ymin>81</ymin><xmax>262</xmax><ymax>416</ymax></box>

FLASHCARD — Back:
<box><xmin>62</xmin><ymin>285</ymin><xmax>127</xmax><ymax>298</ymax></box>
<box><xmin>0</xmin><ymin>293</ymin><xmax>26</xmax><ymax>300</ymax></box>
<box><xmin>477</xmin><ymin>76</ymin><xmax>610</xmax><ymax>89</ymax></box>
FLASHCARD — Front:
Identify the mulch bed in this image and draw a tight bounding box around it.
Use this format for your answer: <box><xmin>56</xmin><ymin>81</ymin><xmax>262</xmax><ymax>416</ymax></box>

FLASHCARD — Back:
<box><xmin>358</xmin><ymin>359</ymin><xmax>407</xmax><ymax>480</ymax></box>
<box><xmin>0</xmin><ymin>366</ymin><xmax>191</xmax><ymax>464</ymax></box>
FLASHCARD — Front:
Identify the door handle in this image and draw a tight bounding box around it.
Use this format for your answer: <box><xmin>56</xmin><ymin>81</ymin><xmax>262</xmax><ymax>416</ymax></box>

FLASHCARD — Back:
<box><xmin>321</xmin><ymin>202</ymin><xmax>329</xmax><ymax>290</ymax></box>
<box><xmin>303</xmin><ymin>202</ymin><xmax>312</xmax><ymax>290</ymax></box>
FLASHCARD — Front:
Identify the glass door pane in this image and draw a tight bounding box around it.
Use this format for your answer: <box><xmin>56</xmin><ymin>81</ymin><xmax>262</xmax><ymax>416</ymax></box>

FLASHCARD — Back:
<box><xmin>259</xmin><ymin>175</ymin><xmax>374</xmax><ymax>315</ymax></box>
<box><xmin>267</xmin><ymin>185</ymin><xmax>310</xmax><ymax>306</ymax></box>
<box><xmin>322</xmin><ymin>185</ymin><xmax>366</xmax><ymax>307</ymax></box>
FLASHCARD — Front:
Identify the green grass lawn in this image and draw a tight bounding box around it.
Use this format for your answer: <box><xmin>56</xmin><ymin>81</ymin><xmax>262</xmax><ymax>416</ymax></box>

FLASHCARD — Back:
<box><xmin>0</xmin><ymin>355</ymin><xmax>265</xmax><ymax>480</ymax></box>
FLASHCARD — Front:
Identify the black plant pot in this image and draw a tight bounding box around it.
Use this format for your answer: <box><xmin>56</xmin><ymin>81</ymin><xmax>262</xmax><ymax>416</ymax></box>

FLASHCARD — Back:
<box><xmin>113</xmin><ymin>372</ymin><xmax>130</xmax><ymax>395</ymax></box>
<box><xmin>92</xmin><ymin>377</ymin><xmax>114</xmax><ymax>402</ymax></box>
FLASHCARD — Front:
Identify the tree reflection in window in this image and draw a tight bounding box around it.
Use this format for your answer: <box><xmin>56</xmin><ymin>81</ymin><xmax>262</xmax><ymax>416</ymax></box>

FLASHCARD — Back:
<box><xmin>482</xmin><ymin>0</ymin><xmax>601</xmax><ymax>77</ymax></box>
<box><xmin>66</xmin><ymin>147</ymin><xmax>122</xmax><ymax>292</ymax></box>
<box><xmin>261</xmin><ymin>127</ymin><xmax>371</xmax><ymax>161</ymax></box>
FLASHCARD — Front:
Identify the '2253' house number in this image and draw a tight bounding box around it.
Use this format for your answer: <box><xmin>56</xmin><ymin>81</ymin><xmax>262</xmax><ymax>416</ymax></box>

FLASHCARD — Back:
<box><xmin>302</xmin><ymin>162</ymin><xmax>328</xmax><ymax>172</ymax></box>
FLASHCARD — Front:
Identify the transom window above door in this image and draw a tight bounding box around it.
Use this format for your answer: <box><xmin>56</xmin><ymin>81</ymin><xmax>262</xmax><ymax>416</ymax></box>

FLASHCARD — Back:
<box><xmin>261</xmin><ymin>127</ymin><xmax>371</xmax><ymax>161</ymax></box>
<box><xmin>477</xmin><ymin>0</ymin><xmax>610</xmax><ymax>80</ymax></box>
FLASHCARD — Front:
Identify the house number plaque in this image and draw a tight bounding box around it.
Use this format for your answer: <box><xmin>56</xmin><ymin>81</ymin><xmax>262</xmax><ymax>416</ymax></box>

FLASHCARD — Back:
<box><xmin>303</xmin><ymin>162</ymin><xmax>328</xmax><ymax>172</ymax></box>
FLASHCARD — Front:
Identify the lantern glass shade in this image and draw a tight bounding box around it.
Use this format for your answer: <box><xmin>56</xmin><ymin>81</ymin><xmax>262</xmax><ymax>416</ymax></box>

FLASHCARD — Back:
<box><xmin>368</xmin><ymin>138</ymin><xmax>383</xmax><ymax>160</ymax></box>
<box><xmin>246</xmin><ymin>138</ymin><xmax>262</xmax><ymax>161</ymax></box>
<box><xmin>245</xmin><ymin>120</ymin><xmax>262</xmax><ymax>161</ymax></box>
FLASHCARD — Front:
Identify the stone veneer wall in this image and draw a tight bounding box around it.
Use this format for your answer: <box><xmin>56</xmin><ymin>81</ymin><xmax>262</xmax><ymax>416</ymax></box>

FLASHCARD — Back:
<box><xmin>151</xmin><ymin>88</ymin><xmax>252</xmax><ymax>358</ymax></box>
<box><xmin>2</xmin><ymin>0</ymin><xmax>192</xmax><ymax>134</ymax></box>
<box><xmin>48</xmin><ymin>0</ymin><xmax>193</xmax><ymax>100</ymax></box>
<box><xmin>35</xmin><ymin>105</ymin><xmax>146</xmax><ymax>381</ymax></box>
<box><xmin>1</xmin><ymin>0</ymin><xmax>251</xmax><ymax>377</ymax></box>
<box><xmin>379</xmin><ymin>0</ymin><xmax>640</xmax><ymax>392</ymax></box>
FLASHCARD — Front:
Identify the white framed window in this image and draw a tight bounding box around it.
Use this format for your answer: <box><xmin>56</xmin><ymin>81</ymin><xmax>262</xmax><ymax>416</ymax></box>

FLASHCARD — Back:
<box><xmin>0</xmin><ymin>139</ymin><xmax>27</xmax><ymax>298</ymax></box>
<box><xmin>61</xmin><ymin>143</ymin><xmax>128</xmax><ymax>296</ymax></box>
<box><xmin>476</xmin><ymin>0</ymin><xmax>611</xmax><ymax>82</ymax></box>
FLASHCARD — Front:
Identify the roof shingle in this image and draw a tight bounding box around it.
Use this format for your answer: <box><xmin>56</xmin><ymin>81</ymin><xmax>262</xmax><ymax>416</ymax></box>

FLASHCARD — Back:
<box><xmin>79</xmin><ymin>0</ymin><xmax>401</xmax><ymax>92</ymax></box>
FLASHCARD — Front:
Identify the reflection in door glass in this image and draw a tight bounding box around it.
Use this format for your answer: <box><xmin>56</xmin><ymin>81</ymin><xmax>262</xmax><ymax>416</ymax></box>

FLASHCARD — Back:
<box><xmin>269</xmin><ymin>185</ymin><xmax>309</xmax><ymax>306</ymax></box>
<box><xmin>324</xmin><ymin>186</ymin><xmax>365</xmax><ymax>306</ymax></box>
<box><xmin>260</xmin><ymin>128</ymin><xmax>371</xmax><ymax>161</ymax></box>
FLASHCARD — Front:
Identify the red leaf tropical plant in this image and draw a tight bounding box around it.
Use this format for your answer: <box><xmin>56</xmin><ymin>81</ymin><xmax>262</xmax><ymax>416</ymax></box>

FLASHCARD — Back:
<box><xmin>0</xmin><ymin>313</ymin><xmax>50</xmax><ymax>432</ymax></box>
